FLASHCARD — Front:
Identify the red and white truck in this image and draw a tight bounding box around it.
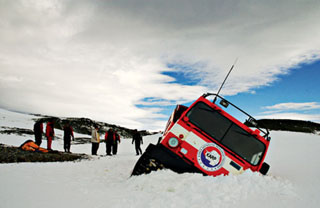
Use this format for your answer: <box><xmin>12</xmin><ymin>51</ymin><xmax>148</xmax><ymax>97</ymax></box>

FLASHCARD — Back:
<box><xmin>131</xmin><ymin>93</ymin><xmax>271</xmax><ymax>176</ymax></box>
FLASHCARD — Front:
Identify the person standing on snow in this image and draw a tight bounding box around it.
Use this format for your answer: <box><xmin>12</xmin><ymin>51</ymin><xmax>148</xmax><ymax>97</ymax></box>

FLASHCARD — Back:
<box><xmin>113</xmin><ymin>130</ymin><xmax>121</xmax><ymax>155</ymax></box>
<box><xmin>105</xmin><ymin>128</ymin><xmax>114</xmax><ymax>156</ymax></box>
<box><xmin>33</xmin><ymin>120</ymin><xmax>43</xmax><ymax>146</ymax></box>
<box><xmin>132</xmin><ymin>129</ymin><xmax>143</xmax><ymax>155</ymax></box>
<box><xmin>63</xmin><ymin>122</ymin><xmax>74</xmax><ymax>153</ymax></box>
<box><xmin>45</xmin><ymin>120</ymin><xmax>55</xmax><ymax>150</ymax></box>
<box><xmin>91</xmin><ymin>124</ymin><xmax>100</xmax><ymax>155</ymax></box>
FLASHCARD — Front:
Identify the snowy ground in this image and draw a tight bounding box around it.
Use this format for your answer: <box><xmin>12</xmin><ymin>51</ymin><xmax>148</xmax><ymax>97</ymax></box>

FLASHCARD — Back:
<box><xmin>1</xmin><ymin>108</ymin><xmax>320</xmax><ymax>208</ymax></box>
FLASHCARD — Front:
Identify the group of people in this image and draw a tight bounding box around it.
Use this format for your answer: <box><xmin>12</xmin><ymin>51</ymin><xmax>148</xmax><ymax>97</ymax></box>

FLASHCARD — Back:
<box><xmin>33</xmin><ymin>120</ymin><xmax>144</xmax><ymax>156</ymax></box>
<box><xmin>33</xmin><ymin>120</ymin><xmax>74</xmax><ymax>152</ymax></box>
<box><xmin>91</xmin><ymin>125</ymin><xmax>121</xmax><ymax>155</ymax></box>
<box><xmin>91</xmin><ymin>125</ymin><xmax>143</xmax><ymax>156</ymax></box>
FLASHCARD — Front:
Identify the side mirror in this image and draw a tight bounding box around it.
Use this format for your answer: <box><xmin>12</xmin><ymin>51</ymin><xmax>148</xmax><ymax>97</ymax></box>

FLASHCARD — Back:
<box><xmin>259</xmin><ymin>162</ymin><xmax>270</xmax><ymax>175</ymax></box>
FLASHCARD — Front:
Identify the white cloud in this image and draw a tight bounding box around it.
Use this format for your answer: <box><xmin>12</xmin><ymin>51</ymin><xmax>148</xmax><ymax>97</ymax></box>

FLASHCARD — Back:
<box><xmin>259</xmin><ymin>102</ymin><xmax>320</xmax><ymax>123</ymax></box>
<box><xmin>1</xmin><ymin>0</ymin><xmax>320</xmax><ymax>130</ymax></box>
<box><xmin>264</xmin><ymin>102</ymin><xmax>320</xmax><ymax>111</ymax></box>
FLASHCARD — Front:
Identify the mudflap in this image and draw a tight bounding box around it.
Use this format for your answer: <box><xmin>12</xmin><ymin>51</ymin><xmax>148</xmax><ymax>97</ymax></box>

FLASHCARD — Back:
<box><xmin>131</xmin><ymin>143</ymin><xmax>202</xmax><ymax>176</ymax></box>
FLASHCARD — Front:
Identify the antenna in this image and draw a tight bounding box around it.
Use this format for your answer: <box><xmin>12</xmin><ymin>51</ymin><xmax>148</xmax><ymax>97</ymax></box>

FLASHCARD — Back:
<box><xmin>213</xmin><ymin>58</ymin><xmax>238</xmax><ymax>103</ymax></box>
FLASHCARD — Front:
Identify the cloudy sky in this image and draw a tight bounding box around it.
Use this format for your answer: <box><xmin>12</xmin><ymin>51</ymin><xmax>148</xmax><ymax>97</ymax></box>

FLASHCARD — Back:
<box><xmin>1</xmin><ymin>0</ymin><xmax>320</xmax><ymax>131</ymax></box>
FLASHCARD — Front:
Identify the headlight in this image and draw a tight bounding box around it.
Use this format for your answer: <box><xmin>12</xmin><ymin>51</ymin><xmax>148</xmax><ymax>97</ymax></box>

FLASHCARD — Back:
<box><xmin>168</xmin><ymin>137</ymin><xmax>179</xmax><ymax>148</ymax></box>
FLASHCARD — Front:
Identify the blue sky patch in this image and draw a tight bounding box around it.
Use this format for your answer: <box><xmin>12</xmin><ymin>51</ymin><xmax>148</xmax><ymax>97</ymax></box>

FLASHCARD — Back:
<box><xmin>224</xmin><ymin>59</ymin><xmax>320</xmax><ymax>119</ymax></box>
<box><xmin>162</xmin><ymin>63</ymin><xmax>203</xmax><ymax>86</ymax></box>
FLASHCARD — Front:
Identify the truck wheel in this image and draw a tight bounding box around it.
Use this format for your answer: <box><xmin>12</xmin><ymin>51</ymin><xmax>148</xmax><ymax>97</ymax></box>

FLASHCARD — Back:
<box><xmin>259</xmin><ymin>162</ymin><xmax>270</xmax><ymax>175</ymax></box>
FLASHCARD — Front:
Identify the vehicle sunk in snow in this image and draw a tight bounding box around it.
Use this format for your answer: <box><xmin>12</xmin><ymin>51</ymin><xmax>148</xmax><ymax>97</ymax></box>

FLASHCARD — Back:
<box><xmin>131</xmin><ymin>93</ymin><xmax>271</xmax><ymax>176</ymax></box>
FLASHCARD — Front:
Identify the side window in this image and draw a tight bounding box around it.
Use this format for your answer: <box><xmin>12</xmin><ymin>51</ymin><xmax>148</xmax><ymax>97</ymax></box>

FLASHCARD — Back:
<box><xmin>173</xmin><ymin>105</ymin><xmax>188</xmax><ymax>123</ymax></box>
<box><xmin>164</xmin><ymin>114</ymin><xmax>173</xmax><ymax>133</ymax></box>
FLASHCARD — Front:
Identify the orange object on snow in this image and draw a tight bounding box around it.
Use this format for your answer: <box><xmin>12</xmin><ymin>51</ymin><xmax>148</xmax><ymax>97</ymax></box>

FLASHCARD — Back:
<box><xmin>19</xmin><ymin>140</ymin><xmax>49</xmax><ymax>153</ymax></box>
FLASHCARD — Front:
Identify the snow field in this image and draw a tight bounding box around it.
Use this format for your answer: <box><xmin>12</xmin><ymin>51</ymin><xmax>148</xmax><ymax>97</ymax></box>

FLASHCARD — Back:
<box><xmin>1</xmin><ymin>108</ymin><xmax>320</xmax><ymax>208</ymax></box>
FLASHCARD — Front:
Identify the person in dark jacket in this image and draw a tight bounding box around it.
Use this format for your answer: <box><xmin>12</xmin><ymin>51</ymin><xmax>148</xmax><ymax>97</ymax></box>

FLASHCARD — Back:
<box><xmin>63</xmin><ymin>122</ymin><xmax>74</xmax><ymax>153</ymax></box>
<box><xmin>33</xmin><ymin>121</ymin><xmax>43</xmax><ymax>146</ymax></box>
<box><xmin>105</xmin><ymin>128</ymin><xmax>114</xmax><ymax>155</ymax></box>
<box><xmin>113</xmin><ymin>130</ymin><xmax>121</xmax><ymax>155</ymax></box>
<box><xmin>132</xmin><ymin>129</ymin><xmax>143</xmax><ymax>155</ymax></box>
<box><xmin>45</xmin><ymin>120</ymin><xmax>55</xmax><ymax>150</ymax></box>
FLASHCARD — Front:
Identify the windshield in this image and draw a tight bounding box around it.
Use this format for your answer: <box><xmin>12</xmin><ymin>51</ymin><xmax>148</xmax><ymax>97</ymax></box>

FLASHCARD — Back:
<box><xmin>186</xmin><ymin>102</ymin><xmax>265</xmax><ymax>165</ymax></box>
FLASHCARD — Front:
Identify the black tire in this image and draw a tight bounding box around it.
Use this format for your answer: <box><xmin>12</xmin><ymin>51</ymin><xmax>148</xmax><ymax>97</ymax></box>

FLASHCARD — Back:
<box><xmin>259</xmin><ymin>162</ymin><xmax>270</xmax><ymax>175</ymax></box>
<box><xmin>131</xmin><ymin>144</ymin><xmax>201</xmax><ymax>176</ymax></box>
<box><xmin>131</xmin><ymin>152</ymin><xmax>164</xmax><ymax>176</ymax></box>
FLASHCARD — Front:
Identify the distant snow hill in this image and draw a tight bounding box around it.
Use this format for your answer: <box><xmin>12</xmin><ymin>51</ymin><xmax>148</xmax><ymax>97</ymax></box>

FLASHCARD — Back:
<box><xmin>245</xmin><ymin>119</ymin><xmax>320</xmax><ymax>134</ymax></box>
<box><xmin>0</xmin><ymin>108</ymin><xmax>157</xmax><ymax>144</ymax></box>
